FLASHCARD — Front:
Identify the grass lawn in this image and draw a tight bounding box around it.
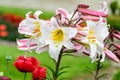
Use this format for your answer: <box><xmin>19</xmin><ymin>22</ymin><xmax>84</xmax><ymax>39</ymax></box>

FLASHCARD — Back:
<box><xmin>0</xmin><ymin>6</ymin><xmax>55</xmax><ymax>20</ymax></box>
<box><xmin>0</xmin><ymin>44</ymin><xmax>110</xmax><ymax>80</ymax></box>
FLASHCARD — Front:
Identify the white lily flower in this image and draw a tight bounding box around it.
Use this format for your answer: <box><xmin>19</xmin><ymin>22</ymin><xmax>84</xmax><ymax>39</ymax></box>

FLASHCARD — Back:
<box><xmin>18</xmin><ymin>11</ymin><xmax>49</xmax><ymax>51</ymax></box>
<box><xmin>81</xmin><ymin>17</ymin><xmax>109</xmax><ymax>62</ymax></box>
<box><xmin>42</xmin><ymin>17</ymin><xmax>77</xmax><ymax>61</ymax></box>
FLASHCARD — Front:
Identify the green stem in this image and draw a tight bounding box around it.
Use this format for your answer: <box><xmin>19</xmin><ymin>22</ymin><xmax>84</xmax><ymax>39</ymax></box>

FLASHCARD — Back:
<box><xmin>54</xmin><ymin>48</ymin><xmax>64</xmax><ymax>80</ymax></box>
<box><xmin>6</xmin><ymin>62</ymin><xmax>9</xmax><ymax>76</ymax></box>
<box><xmin>94</xmin><ymin>59</ymin><xmax>101</xmax><ymax>80</ymax></box>
<box><xmin>24</xmin><ymin>72</ymin><xmax>27</xmax><ymax>80</ymax></box>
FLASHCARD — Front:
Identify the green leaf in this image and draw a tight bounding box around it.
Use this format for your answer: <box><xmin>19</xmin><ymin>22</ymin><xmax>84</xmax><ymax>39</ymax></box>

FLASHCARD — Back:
<box><xmin>57</xmin><ymin>71</ymin><xmax>68</xmax><ymax>78</ymax></box>
<box><xmin>59</xmin><ymin>77</ymin><xmax>71</xmax><ymax>80</ymax></box>
<box><xmin>43</xmin><ymin>65</ymin><xmax>55</xmax><ymax>78</ymax></box>
<box><xmin>46</xmin><ymin>72</ymin><xmax>53</xmax><ymax>80</ymax></box>
<box><xmin>63</xmin><ymin>49</ymin><xmax>77</xmax><ymax>53</ymax></box>
<box><xmin>59</xmin><ymin>66</ymin><xmax>70</xmax><ymax>71</ymax></box>
<box><xmin>63</xmin><ymin>53</ymin><xmax>78</xmax><ymax>57</ymax></box>
<box><xmin>97</xmin><ymin>73</ymin><xmax>108</xmax><ymax>80</ymax></box>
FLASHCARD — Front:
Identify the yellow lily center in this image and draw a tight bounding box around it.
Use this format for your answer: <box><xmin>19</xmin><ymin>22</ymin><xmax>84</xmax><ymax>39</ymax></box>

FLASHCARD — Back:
<box><xmin>33</xmin><ymin>21</ymin><xmax>41</xmax><ymax>38</ymax></box>
<box><xmin>87</xmin><ymin>28</ymin><xmax>97</xmax><ymax>44</ymax></box>
<box><xmin>51</xmin><ymin>29</ymin><xmax>65</xmax><ymax>44</ymax></box>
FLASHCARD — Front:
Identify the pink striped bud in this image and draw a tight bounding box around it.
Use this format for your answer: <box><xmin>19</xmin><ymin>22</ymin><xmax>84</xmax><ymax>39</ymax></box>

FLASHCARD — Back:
<box><xmin>113</xmin><ymin>43</ymin><xmax>120</xmax><ymax>50</ymax></box>
<box><xmin>105</xmin><ymin>48</ymin><xmax>119</xmax><ymax>63</ymax></box>
<box><xmin>112</xmin><ymin>33</ymin><xmax>120</xmax><ymax>40</ymax></box>
<box><xmin>78</xmin><ymin>8</ymin><xmax>108</xmax><ymax>17</ymax></box>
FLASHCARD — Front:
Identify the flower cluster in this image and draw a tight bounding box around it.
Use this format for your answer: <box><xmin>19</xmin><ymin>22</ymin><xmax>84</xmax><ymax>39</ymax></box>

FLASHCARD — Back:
<box><xmin>14</xmin><ymin>56</ymin><xmax>46</xmax><ymax>80</ymax></box>
<box><xmin>17</xmin><ymin>2</ymin><xmax>119</xmax><ymax>63</ymax></box>
<box><xmin>15</xmin><ymin>1</ymin><xmax>120</xmax><ymax>80</ymax></box>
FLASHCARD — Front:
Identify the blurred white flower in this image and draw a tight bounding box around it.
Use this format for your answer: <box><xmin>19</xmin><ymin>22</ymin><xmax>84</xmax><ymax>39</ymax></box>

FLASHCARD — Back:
<box><xmin>81</xmin><ymin>17</ymin><xmax>109</xmax><ymax>62</ymax></box>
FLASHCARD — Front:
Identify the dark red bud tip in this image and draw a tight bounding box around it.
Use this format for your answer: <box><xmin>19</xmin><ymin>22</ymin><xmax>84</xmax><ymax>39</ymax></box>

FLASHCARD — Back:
<box><xmin>0</xmin><ymin>76</ymin><xmax>11</xmax><ymax>80</ymax></box>
<box><xmin>78</xmin><ymin>4</ymin><xmax>89</xmax><ymax>9</ymax></box>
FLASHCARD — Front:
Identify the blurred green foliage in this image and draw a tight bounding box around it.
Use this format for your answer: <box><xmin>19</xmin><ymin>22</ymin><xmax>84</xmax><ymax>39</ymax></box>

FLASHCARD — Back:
<box><xmin>109</xmin><ymin>0</ymin><xmax>120</xmax><ymax>15</ymax></box>
<box><xmin>107</xmin><ymin>15</ymin><xmax>120</xmax><ymax>31</ymax></box>
<box><xmin>0</xmin><ymin>6</ymin><xmax>55</xmax><ymax>19</ymax></box>
<box><xmin>110</xmin><ymin>0</ymin><xmax>118</xmax><ymax>15</ymax></box>
<box><xmin>113</xmin><ymin>69</ymin><xmax>120</xmax><ymax>80</ymax></box>
<box><xmin>0</xmin><ymin>6</ymin><xmax>54</xmax><ymax>41</ymax></box>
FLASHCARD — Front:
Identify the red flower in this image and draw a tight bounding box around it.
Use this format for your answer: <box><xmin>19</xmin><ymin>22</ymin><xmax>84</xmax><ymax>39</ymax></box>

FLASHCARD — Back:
<box><xmin>14</xmin><ymin>56</ymin><xmax>39</xmax><ymax>72</ymax></box>
<box><xmin>0</xmin><ymin>31</ymin><xmax>8</xmax><ymax>37</ymax></box>
<box><xmin>2</xmin><ymin>14</ymin><xmax>23</xmax><ymax>26</ymax></box>
<box><xmin>0</xmin><ymin>24</ymin><xmax>8</xmax><ymax>37</ymax></box>
<box><xmin>0</xmin><ymin>24</ymin><xmax>7</xmax><ymax>31</ymax></box>
<box><xmin>0</xmin><ymin>76</ymin><xmax>11</xmax><ymax>80</ymax></box>
<box><xmin>32</xmin><ymin>66</ymin><xmax>46</xmax><ymax>80</ymax></box>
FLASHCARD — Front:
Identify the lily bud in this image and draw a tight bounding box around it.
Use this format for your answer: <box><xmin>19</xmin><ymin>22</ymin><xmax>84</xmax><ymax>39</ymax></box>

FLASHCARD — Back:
<box><xmin>105</xmin><ymin>48</ymin><xmax>119</xmax><ymax>63</ymax></box>
<box><xmin>112</xmin><ymin>33</ymin><xmax>120</xmax><ymax>40</ymax></box>
<box><xmin>78</xmin><ymin>8</ymin><xmax>108</xmax><ymax>17</ymax></box>
<box><xmin>113</xmin><ymin>43</ymin><xmax>120</xmax><ymax>50</ymax></box>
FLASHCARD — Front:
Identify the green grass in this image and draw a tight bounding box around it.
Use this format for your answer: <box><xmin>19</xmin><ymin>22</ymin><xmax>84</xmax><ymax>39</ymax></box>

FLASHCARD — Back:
<box><xmin>0</xmin><ymin>44</ymin><xmax>110</xmax><ymax>80</ymax></box>
<box><xmin>0</xmin><ymin>6</ymin><xmax>55</xmax><ymax>19</ymax></box>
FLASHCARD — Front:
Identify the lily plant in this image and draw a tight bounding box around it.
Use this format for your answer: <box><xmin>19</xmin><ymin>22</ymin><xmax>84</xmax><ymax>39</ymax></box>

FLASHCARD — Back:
<box><xmin>14</xmin><ymin>1</ymin><xmax>120</xmax><ymax>80</ymax></box>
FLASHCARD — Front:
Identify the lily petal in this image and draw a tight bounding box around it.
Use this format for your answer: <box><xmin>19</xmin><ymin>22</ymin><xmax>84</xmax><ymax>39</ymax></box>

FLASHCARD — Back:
<box><xmin>63</xmin><ymin>40</ymin><xmax>74</xmax><ymax>49</ymax></box>
<box><xmin>34</xmin><ymin>11</ymin><xmax>43</xmax><ymax>19</ymax></box>
<box><xmin>36</xmin><ymin>45</ymin><xmax>48</xmax><ymax>53</ymax></box>
<box><xmin>26</xmin><ymin>12</ymin><xmax>32</xmax><ymax>18</ymax></box>
<box><xmin>49</xmin><ymin>44</ymin><xmax>62</xmax><ymax>61</ymax></box>
<box><xmin>99</xmin><ymin>1</ymin><xmax>107</xmax><ymax>13</ymax></box>
<box><xmin>17</xmin><ymin>39</ymin><xmax>30</xmax><ymax>46</ymax></box>
<box><xmin>51</xmin><ymin>17</ymin><xmax>59</xmax><ymax>28</ymax></box>
<box><xmin>56</xmin><ymin>8</ymin><xmax>69</xmax><ymax>18</ymax></box>
<box><xmin>89</xmin><ymin>43</ymin><xmax>97</xmax><ymax>59</ymax></box>
<box><xmin>63</xmin><ymin>27</ymin><xmax>77</xmax><ymax>40</ymax></box>
<box><xmin>18</xmin><ymin>44</ymin><xmax>37</xmax><ymax>50</ymax></box>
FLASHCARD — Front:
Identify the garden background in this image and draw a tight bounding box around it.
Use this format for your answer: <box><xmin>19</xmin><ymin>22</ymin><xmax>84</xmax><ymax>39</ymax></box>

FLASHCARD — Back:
<box><xmin>0</xmin><ymin>0</ymin><xmax>120</xmax><ymax>80</ymax></box>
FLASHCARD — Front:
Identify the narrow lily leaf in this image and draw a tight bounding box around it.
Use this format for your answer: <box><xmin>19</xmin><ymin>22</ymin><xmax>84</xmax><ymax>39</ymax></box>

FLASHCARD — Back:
<box><xmin>59</xmin><ymin>66</ymin><xmax>70</xmax><ymax>71</ymax></box>
<box><xmin>85</xmin><ymin>66</ymin><xmax>94</xmax><ymax>74</ymax></box>
<box><xmin>63</xmin><ymin>53</ymin><xmax>78</xmax><ymax>57</ymax></box>
<box><xmin>46</xmin><ymin>72</ymin><xmax>53</xmax><ymax>80</ymax></box>
<box><xmin>57</xmin><ymin>71</ymin><xmax>68</xmax><ymax>78</ymax></box>
<box><xmin>98</xmin><ymin>73</ymin><xmax>108</xmax><ymax>80</ymax></box>
<box><xmin>59</xmin><ymin>77</ymin><xmax>71</xmax><ymax>80</ymax></box>
<box><xmin>78</xmin><ymin>8</ymin><xmax>108</xmax><ymax>17</ymax></box>
<box><xmin>63</xmin><ymin>49</ymin><xmax>77</xmax><ymax>53</ymax></box>
<box><xmin>43</xmin><ymin>65</ymin><xmax>55</xmax><ymax>77</ymax></box>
